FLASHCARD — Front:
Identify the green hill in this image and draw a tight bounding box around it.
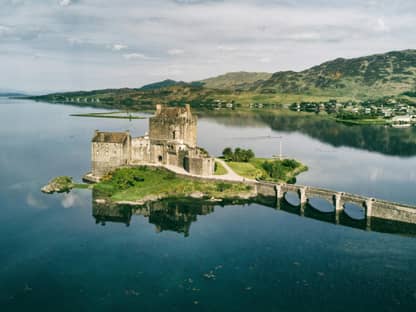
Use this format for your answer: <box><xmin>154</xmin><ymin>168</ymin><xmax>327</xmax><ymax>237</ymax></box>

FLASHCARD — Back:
<box><xmin>29</xmin><ymin>49</ymin><xmax>416</xmax><ymax>108</ymax></box>
<box><xmin>256</xmin><ymin>49</ymin><xmax>416</xmax><ymax>98</ymax></box>
<box><xmin>139</xmin><ymin>79</ymin><xmax>202</xmax><ymax>90</ymax></box>
<box><xmin>200</xmin><ymin>71</ymin><xmax>272</xmax><ymax>90</ymax></box>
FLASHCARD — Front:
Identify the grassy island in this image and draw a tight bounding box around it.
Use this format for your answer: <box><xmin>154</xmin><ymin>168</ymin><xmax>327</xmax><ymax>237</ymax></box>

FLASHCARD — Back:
<box><xmin>70</xmin><ymin>111</ymin><xmax>146</xmax><ymax>119</ymax></box>
<box><xmin>41</xmin><ymin>176</ymin><xmax>89</xmax><ymax>193</ymax></box>
<box><xmin>221</xmin><ymin>147</ymin><xmax>308</xmax><ymax>183</ymax></box>
<box><xmin>94</xmin><ymin>166</ymin><xmax>255</xmax><ymax>203</ymax></box>
<box><xmin>227</xmin><ymin>158</ymin><xmax>308</xmax><ymax>183</ymax></box>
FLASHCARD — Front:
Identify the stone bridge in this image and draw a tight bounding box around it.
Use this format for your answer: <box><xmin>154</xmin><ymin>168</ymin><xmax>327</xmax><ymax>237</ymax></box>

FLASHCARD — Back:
<box><xmin>255</xmin><ymin>181</ymin><xmax>416</xmax><ymax>226</ymax></box>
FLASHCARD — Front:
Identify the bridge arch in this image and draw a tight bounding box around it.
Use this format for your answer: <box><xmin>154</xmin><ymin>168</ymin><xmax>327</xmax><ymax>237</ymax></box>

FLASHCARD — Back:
<box><xmin>284</xmin><ymin>191</ymin><xmax>301</xmax><ymax>206</ymax></box>
<box><xmin>343</xmin><ymin>202</ymin><xmax>366</xmax><ymax>220</ymax></box>
<box><xmin>308</xmin><ymin>197</ymin><xmax>334</xmax><ymax>213</ymax></box>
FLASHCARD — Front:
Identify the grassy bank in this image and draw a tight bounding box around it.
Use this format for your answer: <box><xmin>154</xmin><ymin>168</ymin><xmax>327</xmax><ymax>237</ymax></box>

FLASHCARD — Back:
<box><xmin>227</xmin><ymin>158</ymin><xmax>307</xmax><ymax>183</ymax></box>
<box><xmin>214</xmin><ymin>161</ymin><xmax>227</xmax><ymax>175</ymax></box>
<box><xmin>70</xmin><ymin>111</ymin><xmax>146</xmax><ymax>119</ymax></box>
<box><xmin>333</xmin><ymin>117</ymin><xmax>390</xmax><ymax>125</ymax></box>
<box><xmin>41</xmin><ymin>176</ymin><xmax>90</xmax><ymax>193</ymax></box>
<box><xmin>94</xmin><ymin>166</ymin><xmax>253</xmax><ymax>202</ymax></box>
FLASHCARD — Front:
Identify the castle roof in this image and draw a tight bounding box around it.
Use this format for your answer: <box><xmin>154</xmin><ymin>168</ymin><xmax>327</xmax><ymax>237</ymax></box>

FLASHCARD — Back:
<box><xmin>92</xmin><ymin>131</ymin><xmax>129</xmax><ymax>144</ymax></box>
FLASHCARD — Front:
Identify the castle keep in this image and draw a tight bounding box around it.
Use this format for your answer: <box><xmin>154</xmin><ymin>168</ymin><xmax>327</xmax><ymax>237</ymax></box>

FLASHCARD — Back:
<box><xmin>90</xmin><ymin>104</ymin><xmax>214</xmax><ymax>179</ymax></box>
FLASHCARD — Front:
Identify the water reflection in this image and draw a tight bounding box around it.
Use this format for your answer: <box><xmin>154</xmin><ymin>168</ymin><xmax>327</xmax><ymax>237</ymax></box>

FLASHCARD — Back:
<box><xmin>93</xmin><ymin>198</ymin><xmax>216</xmax><ymax>236</ymax></box>
<box><xmin>203</xmin><ymin>112</ymin><xmax>416</xmax><ymax>157</ymax></box>
<box><xmin>92</xmin><ymin>193</ymin><xmax>416</xmax><ymax>237</ymax></box>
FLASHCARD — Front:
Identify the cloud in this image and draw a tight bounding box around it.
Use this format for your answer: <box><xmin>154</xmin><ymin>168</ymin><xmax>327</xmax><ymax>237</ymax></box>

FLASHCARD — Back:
<box><xmin>167</xmin><ymin>48</ymin><xmax>185</xmax><ymax>55</ymax></box>
<box><xmin>373</xmin><ymin>17</ymin><xmax>389</xmax><ymax>32</ymax></box>
<box><xmin>59</xmin><ymin>0</ymin><xmax>72</xmax><ymax>7</ymax></box>
<box><xmin>123</xmin><ymin>52</ymin><xmax>153</xmax><ymax>60</ymax></box>
<box><xmin>60</xmin><ymin>191</ymin><xmax>90</xmax><ymax>209</ymax></box>
<box><xmin>173</xmin><ymin>0</ymin><xmax>222</xmax><ymax>4</ymax></box>
<box><xmin>0</xmin><ymin>25</ymin><xmax>12</xmax><ymax>36</ymax></box>
<box><xmin>259</xmin><ymin>57</ymin><xmax>271</xmax><ymax>63</ymax></box>
<box><xmin>113</xmin><ymin>43</ymin><xmax>128</xmax><ymax>51</ymax></box>
<box><xmin>26</xmin><ymin>193</ymin><xmax>47</xmax><ymax>209</ymax></box>
<box><xmin>217</xmin><ymin>45</ymin><xmax>239</xmax><ymax>52</ymax></box>
<box><xmin>0</xmin><ymin>0</ymin><xmax>414</xmax><ymax>92</ymax></box>
<box><xmin>67</xmin><ymin>37</ymin><xmax>84</xmax><ymax>45</ymax></box>
<box><xmin>284</xmin><ymin>32</ymin><xmax>321</xmax><ymax>41</ymax></box>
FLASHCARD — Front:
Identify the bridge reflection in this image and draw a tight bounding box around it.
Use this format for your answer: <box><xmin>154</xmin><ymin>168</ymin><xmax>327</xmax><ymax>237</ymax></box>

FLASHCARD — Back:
<box><xmin>92</xmin><ymin>193</ymin><xmax>416</xmax><ymax>237</ymax></box>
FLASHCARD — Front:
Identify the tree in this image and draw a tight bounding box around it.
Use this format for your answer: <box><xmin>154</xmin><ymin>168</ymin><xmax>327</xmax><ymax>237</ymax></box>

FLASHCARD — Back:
<box><xmin>222</xmin><ymin>147</ymin><xmax>233</xmax><ymax>161</ymax></box>
<box><xmin>245</xmin><ymin>149</ymin><xmax>255</xmax><ymax>161</ymax></box>
<box><xmin>223</xmin><ymin>147</ymin><xmax>255</xmax><ymax>162</ymax></box>
<box><xmin>234</xmin><ymin>148</ymin><xmax>242</xmax><ymax>161</ymax></box>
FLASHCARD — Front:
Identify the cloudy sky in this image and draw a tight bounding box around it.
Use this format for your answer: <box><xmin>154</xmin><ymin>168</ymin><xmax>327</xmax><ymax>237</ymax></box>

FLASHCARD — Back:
<box><xmin>0</xmin><ymin>0</ymin><xmax>414</xmax><ymax>92</ymax></box>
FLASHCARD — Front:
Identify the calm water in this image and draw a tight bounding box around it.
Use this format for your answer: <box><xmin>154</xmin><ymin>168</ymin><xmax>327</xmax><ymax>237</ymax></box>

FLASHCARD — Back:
<box><xmin>0</xmin><ymin>98</ymin><xmax>415</xmax><ymax>311</ymax></box>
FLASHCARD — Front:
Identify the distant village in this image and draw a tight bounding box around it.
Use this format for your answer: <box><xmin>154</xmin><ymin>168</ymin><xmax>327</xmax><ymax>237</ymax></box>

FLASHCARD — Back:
<box><xmin>288</xmin><ymin>97</ymin><xmax>416</xmax><ymax>126</ymax></box>
<box><xmin>54</xmin><ymin>94</ymin><xmax>416</xmax><ymax>127</ymax></box>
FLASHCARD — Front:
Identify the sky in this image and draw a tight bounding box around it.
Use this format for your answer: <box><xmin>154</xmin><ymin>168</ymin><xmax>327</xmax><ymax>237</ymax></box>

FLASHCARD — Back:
<box><xmin>0</xmin><ymin>0</ymin><xmax>415</xmax><ymax>93</ymax></box>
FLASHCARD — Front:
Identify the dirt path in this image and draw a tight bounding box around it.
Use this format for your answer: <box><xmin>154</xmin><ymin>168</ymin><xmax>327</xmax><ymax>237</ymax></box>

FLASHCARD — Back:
<box><xmin>161</xmin><ymin>158</ymin><xmax>255</xmax><ymax>183</ymax></box>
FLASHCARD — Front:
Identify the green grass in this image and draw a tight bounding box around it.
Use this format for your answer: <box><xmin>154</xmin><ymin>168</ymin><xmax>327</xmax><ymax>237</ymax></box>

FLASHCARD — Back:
<box><xmin>94</xmin><ymin>166</ymin><xmax>252</xmax><ymax>202</ymax></box>
<box><xmin>214</xmin><ymin>161</ymin><xmax>228</xmax><ymax>175</ymax></box>
<box><xmin>73</xmin><ymin>183</ymin><xmax>91</xmax><ymax>189</ymax></box>
<box><xmin>228</xmin><ymin>159</ymin><xmax>265</xmax><ymax>179</ymax></box>
<box><xmin>227</xmin><ymin>158</ymin><xmax>308</xmax><ymax>183</ymax></box>
<box><xmin>333</xmin><ymin>117</ymin><xmax>389</xmax><ymax>125</ymax></box>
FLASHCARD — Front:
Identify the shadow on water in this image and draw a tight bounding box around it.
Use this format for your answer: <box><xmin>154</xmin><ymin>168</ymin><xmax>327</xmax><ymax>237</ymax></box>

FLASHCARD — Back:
<box><xmin>92</xmin><ymin>192</ymin><xmax>416</xmax><ymax>237</ymax></box>
<box><xmin>343</xmin><ymin>202</ymin><xmax>366</xmax><ymax>220</ymax></box>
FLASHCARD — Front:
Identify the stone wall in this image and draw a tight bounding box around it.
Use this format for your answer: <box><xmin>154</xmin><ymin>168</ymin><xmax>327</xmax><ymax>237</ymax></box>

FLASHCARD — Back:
<box><xmin>371</xmin><ymin>201</ymin><xmax>416</xmax><ymax>224</ymax></box>
<box><xmin>184</xmin><ymin>156</ymin><xmax>215</xmax><ymax>176</ymax></box>
<box><xmin>92</xmin><ymin>142</ymin><xmax>129</xmax><ymax>176</ymax></box>
<box><xmin>149</xmin><ymin>144</ymin><xmax>166</xmax><ymax>164</ymax></box>
<box><xmin>131</xmin><ymin>137</ymin><xmax>151</xmax><ymax>164</ymax></box>
<box><xmin>256</xmin><ymin>182</ymin><xmax>276</xmax><ymax>197</ymax></box>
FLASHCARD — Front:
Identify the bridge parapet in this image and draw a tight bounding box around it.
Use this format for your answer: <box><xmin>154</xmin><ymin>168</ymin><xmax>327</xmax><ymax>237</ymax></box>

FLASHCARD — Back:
<box><xmin>254</xmin><ymin>181</ymin><xmax>416</xmax><ymax>225</ymax></box>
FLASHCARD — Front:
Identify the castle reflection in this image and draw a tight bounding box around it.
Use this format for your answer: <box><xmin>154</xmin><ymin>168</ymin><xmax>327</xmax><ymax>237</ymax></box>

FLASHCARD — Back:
<box><xmin>92</xmin><ymin>193</ymin><xmax>416</xmax><ymax>237</ymax></box>
<box><xmin>93</xmin><ymin>198</ymin><xmax>215</xmax><ymax>237</ymax></box>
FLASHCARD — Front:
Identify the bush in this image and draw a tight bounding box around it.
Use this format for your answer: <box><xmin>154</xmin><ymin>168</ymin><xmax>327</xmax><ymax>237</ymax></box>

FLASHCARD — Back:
<box><xmin>111</xmin><ymin>168</ymin><xmax>144</xmax><ymax>190</ymax></box>
<box><xmin>262</xmin><ymin>159</ymin><xmax>300</xmax><ymax>180</ymax></box>
<box><xmin>282</xmin><ymin>159</ymin><xmax>298</xmax><ymax>169</ymax></box>
<box><xmin>222</xmin><ymin>147</ymin><xmax>255</xmax><ymax>162</ymax></box>
<box><xmin>222</xmin><ymin>147</ymin><xmax>233</xmax><ymax>161</ymax></box>
<box><xmin>216</xmin><ymin>182</ymin><xmax>233</xmax><ymax>192</ymax></box>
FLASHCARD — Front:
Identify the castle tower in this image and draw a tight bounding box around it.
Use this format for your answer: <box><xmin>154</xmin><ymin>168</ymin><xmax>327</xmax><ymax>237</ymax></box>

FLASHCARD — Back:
<box><xmin>149</xmin><ymin>104</ymin><xmax>197</xmax><ymax>148</ymax></box>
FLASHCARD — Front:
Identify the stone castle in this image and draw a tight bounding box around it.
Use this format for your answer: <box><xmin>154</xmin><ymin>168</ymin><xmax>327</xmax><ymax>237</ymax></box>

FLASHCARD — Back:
<box><xmin>89</xmin><ymin>104</ymin><xmax>215</xmax><ymax>180</ymax></box>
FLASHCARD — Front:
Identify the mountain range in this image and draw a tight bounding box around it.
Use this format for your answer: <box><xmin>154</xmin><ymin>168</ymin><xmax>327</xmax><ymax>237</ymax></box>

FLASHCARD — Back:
<box><xmin>30</xmin><ymin>49</ymin><xmax>416</xmax><ymax>107</ymax></box>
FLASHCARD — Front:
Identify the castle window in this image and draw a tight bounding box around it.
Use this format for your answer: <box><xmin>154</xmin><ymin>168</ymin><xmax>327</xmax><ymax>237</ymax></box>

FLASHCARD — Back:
<box><xmin>158</xmin><ymin>155</ymin><xmax>163</xmax><ymax>162</ymax></box>
<box><xmin>172</xmin><ymin>131</ymin><xmax>176</xmax><ymax>139</ymax></box>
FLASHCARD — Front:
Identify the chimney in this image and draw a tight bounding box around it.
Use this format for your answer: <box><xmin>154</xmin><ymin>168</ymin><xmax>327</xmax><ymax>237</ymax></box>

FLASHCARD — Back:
<box><xmin>156</xmin><ymin>104</ymin><xmax>162</xmax><ymax>115</ymax></box>
<box><xmin>185</xmin><ymin>104</ymin><xmax>191</xmax><ymax>114</ymax></box>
